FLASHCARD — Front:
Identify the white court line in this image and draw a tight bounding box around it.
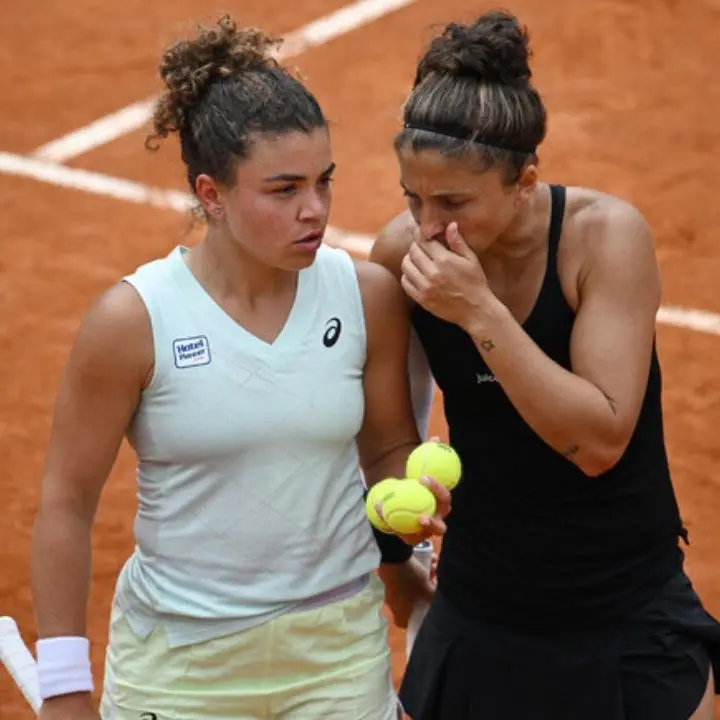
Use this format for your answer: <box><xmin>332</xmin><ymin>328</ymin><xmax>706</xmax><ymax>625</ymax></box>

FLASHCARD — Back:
<box><xmin>31</xmin><ymin>100</ymin><xmax>157</xmax><ymax>165</ymax></box>
<box><xmin>0</xmin><ymin>152</ymin><xmax>193</xmax><ymax>212</ymax></box>
<box><xmin>656</xmin><ymin>306</ymin><xmax>720</xmax><ymax>336</ymax></box>
<box><xmin>31</xmin><ymin>0</ymin><xmax>417</xmax><ymax>163</ymax></box>
<box><xmin>0</xmin><ymin>149</ymin><xmax>718</xmax><ymax>337</ymax></box>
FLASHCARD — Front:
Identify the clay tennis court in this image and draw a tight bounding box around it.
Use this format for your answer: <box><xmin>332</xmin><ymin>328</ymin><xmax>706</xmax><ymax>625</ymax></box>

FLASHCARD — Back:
<box><xmin>1</xmin><ymin>0</ymin><xmax>720</xmax><ymax>716</ymax></box>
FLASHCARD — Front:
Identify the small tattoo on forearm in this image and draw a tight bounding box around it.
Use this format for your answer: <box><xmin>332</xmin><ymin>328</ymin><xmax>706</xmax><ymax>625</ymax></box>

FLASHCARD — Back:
<box><xmin>602</xmin><ymin>391</ymin><xmax>619</xmax><ymax>416</ymax></box>
<box><xmin>480</xmin><ymin>339</ymin><xmax>495</xmax><ymax>352</ymax></box>
<box><xmin>562</xmin><ymin>444</ymin><xmax>580</xmax><ymax>459</ymax></box>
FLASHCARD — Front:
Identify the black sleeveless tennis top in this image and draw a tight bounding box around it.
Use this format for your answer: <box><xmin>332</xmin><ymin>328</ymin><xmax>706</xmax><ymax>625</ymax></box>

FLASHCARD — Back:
<box><xmin>411</xmin><ymin>185</ymin><xmax>688</xmax><ymax>630</ymax></box>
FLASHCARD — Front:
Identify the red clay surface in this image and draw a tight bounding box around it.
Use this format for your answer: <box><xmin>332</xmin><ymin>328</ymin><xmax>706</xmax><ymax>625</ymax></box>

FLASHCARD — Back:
<box><xmin>1</xmin><ymin>0</ymin><xmax>720</xmax><ymax>717</ymax></box>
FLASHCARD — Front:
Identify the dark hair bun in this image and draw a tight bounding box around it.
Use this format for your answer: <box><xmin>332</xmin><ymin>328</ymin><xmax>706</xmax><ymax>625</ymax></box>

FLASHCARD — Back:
<box><xmin>151</xmin><ymin>15</ymin><xmax>281</xmax><ymax>138</ymax></box>
<box><xmin>416</xmin><ymin>10</ymin><xmax>532</xmax><ymax>87</ymax></box>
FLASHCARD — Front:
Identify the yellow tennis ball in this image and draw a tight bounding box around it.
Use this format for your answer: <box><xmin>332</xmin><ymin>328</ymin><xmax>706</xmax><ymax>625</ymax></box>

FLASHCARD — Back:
<box><xmin>379</xmin><ymin>480</ymin><xmax>437</xmax><ymax>535</ymax></box>
<box><xmin>406</xmin><ymin>441</ymin><xmax>462</xmax><ymax>490</ymax></box>
<box><xmin>365</xmin><ymin>478</ymin><xmax>402</xmax><ymax>533</ymax></box>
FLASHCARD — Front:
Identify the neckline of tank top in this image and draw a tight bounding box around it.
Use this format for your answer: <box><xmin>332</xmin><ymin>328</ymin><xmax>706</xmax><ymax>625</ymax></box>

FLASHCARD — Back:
<box><xmin>515</xmin><ymin>184</ymin><xmax>570</xmax><ymax>332</ymax></box>
<box><xmin>166</xmin><ymin>245</ymin><xmax>317</xmax><ymax>354</ymax></box>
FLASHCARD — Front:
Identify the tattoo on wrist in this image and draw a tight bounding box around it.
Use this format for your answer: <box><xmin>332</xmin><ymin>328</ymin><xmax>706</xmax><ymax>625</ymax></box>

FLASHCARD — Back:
<box><xmin>480</xmin><ymin>339</ymin><xmax>495</xmax><ymax>352</ymax></box>
<box><xmin>562</xmin><ymin>444</ymin><xmax>580</xmax><ymax>459</ymax></box>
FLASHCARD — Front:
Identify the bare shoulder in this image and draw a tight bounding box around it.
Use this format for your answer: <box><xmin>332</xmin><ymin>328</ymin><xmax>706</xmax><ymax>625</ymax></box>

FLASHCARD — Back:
<box><xmin>560</xmin><ymin>187</ymin><xmax>658</xmax><ymax>304</ymax></box>
<box><xmin>78</xmin><ymin>281</ymin><xmax>151</xmax><ymax>345</ymax></box>
<box><xmin>353</xmin><ymin>257</ymin><xmax>409</xmax><ymax>354</ymax></box>
<box><xmin>565</xmin><ymin>187</ymin><xmax>654</xmax><ymax>255</ymax></box>
<box><xmin>353</xmin><ymin>257</ymin><xmax>406</xmax><ymax>310</ymax></box>
<box><xmin>368</xmin><ymin>209</ymin><xmax>419</xmax><ymax>281</ymax></box>
<box><xmin>69</xmin><ymin>280</ymin><xmax>153</xmax><ymax>388</ymax></box>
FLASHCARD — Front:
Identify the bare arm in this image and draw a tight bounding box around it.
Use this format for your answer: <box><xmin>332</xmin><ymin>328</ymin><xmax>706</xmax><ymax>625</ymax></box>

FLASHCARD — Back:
<box><xmin>464</xmin><ymin>203</ymin><xmax>660</xmax><ymax>476</ymax></box>
<box><xmin>354</xmin><ymin>258</ymin><xmax>446</xmax><ymax>624</ymax></box>
<box><xmin>354</xmin><ymin>259</ymin><xmax>450</xmax><ymax>536</ymax></box>
<box><xmin>369</xmin><ymin>213</ymin><xmax>435</xmax><ymax>440</ymax></box>
<box><xmin>354</xmin><ymin>258</ymin><xmax>421</xmax><ymax>487</ymax></box>
<box><xmin>31</xmin><ymin>282</ymin><xmax>152</xmax><ymax>640</ymax></box>
<box><xmin>367</xmin><ymin>228</ymin><xmax>452</xmax><ymax>627</ymax></box>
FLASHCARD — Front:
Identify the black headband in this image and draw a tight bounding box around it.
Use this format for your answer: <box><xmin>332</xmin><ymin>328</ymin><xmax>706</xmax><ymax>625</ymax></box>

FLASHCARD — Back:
<box><xmin>403</xmin><ymin>122</ymin><xmax>536</xmax><ymax>155</ymax></box>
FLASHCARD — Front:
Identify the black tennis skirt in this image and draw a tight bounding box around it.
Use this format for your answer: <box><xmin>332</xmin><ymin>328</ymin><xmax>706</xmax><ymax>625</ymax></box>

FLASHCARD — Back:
<box><xmin>399</xmin><ymin>570</ymin><xmax>720</xmax><ymax>720</ymax></box>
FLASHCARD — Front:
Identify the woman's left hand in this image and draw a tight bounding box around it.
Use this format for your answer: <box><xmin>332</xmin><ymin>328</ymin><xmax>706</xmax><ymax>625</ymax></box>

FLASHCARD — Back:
<box><xmin>375</xmin><ymin>474</ymin><xmax>452</xmax><ymax>546</ymax></box>
<box><xmin>400</xmin><ymin>222</ymin><xmax>495</xmax><ymax>330</ymax></box>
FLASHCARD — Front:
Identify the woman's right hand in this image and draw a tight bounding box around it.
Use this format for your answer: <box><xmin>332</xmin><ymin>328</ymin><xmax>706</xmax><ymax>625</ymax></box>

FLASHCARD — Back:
<box><xmin>39</xmin><ymin>692</ymin><xmax>100</xmax><ymax>720</ymax></box>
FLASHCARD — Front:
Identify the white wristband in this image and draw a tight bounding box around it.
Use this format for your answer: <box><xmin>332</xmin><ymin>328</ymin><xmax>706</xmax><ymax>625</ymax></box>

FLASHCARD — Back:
<box><xmin>36</xmin><ymin>636</ymin><xmax>94</xmax><ymax>700</ymax></box>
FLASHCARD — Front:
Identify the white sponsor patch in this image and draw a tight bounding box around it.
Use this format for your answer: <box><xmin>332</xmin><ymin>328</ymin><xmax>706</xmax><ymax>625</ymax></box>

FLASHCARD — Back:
<box><xmin>173</xmin><ymin>336</ymin><xmax>211</xmax><ymax>368</ymax></box>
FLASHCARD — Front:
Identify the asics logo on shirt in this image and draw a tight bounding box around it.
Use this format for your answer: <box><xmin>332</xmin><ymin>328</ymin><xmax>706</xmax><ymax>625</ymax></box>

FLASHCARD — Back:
<box><xmin>323</xmin><ymin>317</ymin><xmax>342</xmax><ymax>348</ymax></box>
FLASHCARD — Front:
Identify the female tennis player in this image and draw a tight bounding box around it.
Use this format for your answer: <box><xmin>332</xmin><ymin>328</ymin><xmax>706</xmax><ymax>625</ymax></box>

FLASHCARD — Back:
<box><xmin>30</xmin><ymin>15</ymin><xmax>448</xmax><ymax>720</ymax></box>
<box><xmin>371</xmin><ymin>10</ymin><xmax>720</xmax><ymax>720</ymax></box>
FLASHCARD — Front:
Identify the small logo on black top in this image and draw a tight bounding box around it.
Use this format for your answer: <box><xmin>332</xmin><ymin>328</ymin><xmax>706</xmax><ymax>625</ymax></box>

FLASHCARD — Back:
<box><xmin>323</xmin><ymin>317</ymin><xmax>342</xmax><ymax>348</ymax></box>
<box><xmin>476</xmin><ymin>372</ymin><xmax>497</xmax><ymax>384</ymax></box>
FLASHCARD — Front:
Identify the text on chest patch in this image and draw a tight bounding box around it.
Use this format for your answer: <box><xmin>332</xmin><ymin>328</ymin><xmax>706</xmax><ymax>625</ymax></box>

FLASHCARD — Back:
<box><xmin>173</xmin><ymin>336</ymin><xmax>211</xmax><ymax>368</ymax></box>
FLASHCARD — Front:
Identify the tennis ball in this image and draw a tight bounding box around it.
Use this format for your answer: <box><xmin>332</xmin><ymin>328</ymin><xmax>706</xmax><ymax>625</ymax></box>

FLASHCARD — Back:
<box><xmin>365</xmin><ymin>478</ymin><xmax>402</xmax><ymax>533</ymax></box>
<box><xmin>406</xmin><ymin>441</ymin><xmax>462</xmax><ymax>490</ymax></box>
<box><xmin>378</xmin><ymin>480</ymin><xmax>437</xmax><ymax>535</ymax></box>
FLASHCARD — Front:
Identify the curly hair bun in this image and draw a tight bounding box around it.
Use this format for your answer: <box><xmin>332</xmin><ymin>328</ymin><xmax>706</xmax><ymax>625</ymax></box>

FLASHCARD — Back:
<box><xmin>416</xmin><ymin>10</ymin><xmax>532</xmax><ymax>88</ymax></box>
<box><xmin>151</xmin><ymin>15</ymin><xmax>282</xmax><ymax>139</ymax></box>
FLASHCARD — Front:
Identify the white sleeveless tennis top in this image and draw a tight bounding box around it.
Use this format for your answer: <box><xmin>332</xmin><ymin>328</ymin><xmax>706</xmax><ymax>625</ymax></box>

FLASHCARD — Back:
<box><xmin>113</xmin><ymin>244</ymin><xmax>380</xmax><ymax>648</ymax></box>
